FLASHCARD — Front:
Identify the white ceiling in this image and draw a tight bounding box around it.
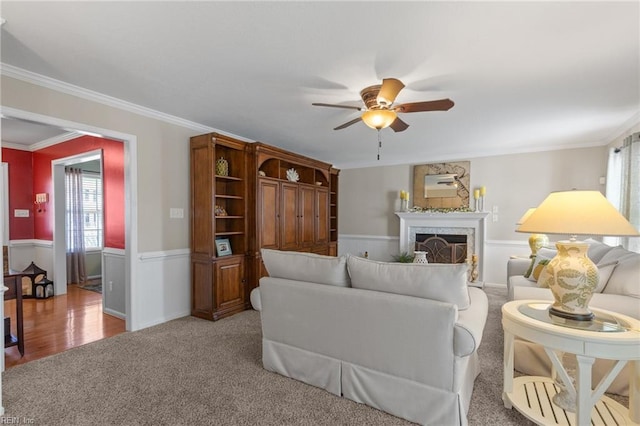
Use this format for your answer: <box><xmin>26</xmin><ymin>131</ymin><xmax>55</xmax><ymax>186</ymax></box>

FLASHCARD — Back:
<box><xmin>1</xmin><ymin>1</ymin><xmax>638</xmax><ymax>168</ymax></box>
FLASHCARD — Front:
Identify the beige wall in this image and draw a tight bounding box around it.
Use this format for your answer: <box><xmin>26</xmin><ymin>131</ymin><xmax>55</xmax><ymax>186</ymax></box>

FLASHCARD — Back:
<box><xmin>339</xmin><ymin>146</ymin><xmax>609</xmax><ymax>241</ymax></box>
<box><xmin>1</xmin><ymin>75</ymin><xmax>200</xmax><ymax>252</ymax></box>
<box><xmin>607</xmin><ymin>122</ymin><xmax>640</xmax><ymax>149</ymax></box>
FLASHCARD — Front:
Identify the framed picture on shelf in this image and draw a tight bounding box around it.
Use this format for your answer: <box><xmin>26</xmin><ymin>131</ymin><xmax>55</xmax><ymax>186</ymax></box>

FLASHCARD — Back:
<box><xmin>215</xmin><ymin>238</ymin><xmax>232</xmax><ymax>257</ymax></box>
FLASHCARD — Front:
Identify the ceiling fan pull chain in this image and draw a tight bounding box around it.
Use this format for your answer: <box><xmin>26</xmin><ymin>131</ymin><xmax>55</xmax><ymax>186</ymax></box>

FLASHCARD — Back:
<box><xmin>377</xmin><ymin>129</ymin><xmax>382</xmax><ymax>160</ymax></box>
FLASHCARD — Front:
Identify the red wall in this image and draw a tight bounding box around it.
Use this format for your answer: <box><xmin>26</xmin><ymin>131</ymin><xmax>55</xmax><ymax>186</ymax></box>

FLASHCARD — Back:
<box><xmin>3</xmin><ymin>136</ymin><xmax>125</xmax><ymax>249</ymax></box>
<box><xmin>1</xmin><ymin>148</ymin><xmax>35</xmax><ymax>239</ymax></box>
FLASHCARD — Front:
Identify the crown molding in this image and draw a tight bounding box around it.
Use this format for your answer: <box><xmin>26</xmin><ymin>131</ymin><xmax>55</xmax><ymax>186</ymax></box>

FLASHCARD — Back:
<box><xmin>29</xmin><ymin>131</ymin><xmax>81</xmax><ymax>152</ymax></box>
<box><xmin>1</xmin><ymin>63</ymin><xmax>253</xmax><ymax>142</ymax></box>
<box><xmin>1</xmin><ymin>142</ymin><xmax>29</xmax><ymax>151</ymax></box>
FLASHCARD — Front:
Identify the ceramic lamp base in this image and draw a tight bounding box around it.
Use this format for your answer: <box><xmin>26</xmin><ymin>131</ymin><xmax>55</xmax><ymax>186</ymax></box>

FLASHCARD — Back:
<box><xmin>540</xmin><ymin>240</ymin><xmax>599</xmax><ymax>322</ymax></box>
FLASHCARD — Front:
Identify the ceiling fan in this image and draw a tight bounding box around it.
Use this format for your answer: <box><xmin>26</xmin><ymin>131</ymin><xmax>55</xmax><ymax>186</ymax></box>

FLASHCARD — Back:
<box><xmin>312</xmin><ymin>78</ymin><xmax>454</xmax><ymax>132</ymax></box>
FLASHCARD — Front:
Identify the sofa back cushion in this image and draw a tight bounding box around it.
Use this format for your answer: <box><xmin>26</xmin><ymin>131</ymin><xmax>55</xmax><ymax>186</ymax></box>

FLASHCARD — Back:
<box><xmin>346</xmin><ymin>255</ymin><xmax>470</xmax><ymax>310</ymax></box>
<box><xmin>600</xmin><ymin>249</ymin><xmax>640</xmax><ymax>298</ymax></box>
<box><xmin>261</xmin><ymin>249</ymin><xmax>351</xmax><ymax>287</ymax></box>
<box><xmin>585</xmin><ymin>238</ymin><xmax>617</xmax><ymax>264</ymax></box>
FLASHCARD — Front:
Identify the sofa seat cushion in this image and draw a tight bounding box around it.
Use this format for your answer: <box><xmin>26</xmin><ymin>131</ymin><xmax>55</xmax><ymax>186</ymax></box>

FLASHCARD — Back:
<box><xmin>261</xmin><ymin>249</ymin><xmax>351</xmax><ymax>287</ymax></box>
<box><xmin>507</xmin><ymin>275</ymin><xmax>537</xmax><ymax>300</ymax></box>
<box><xmin>346</xmin><ymin>255</ymin><xmax>470</xmax><ymax>310</ymax></box>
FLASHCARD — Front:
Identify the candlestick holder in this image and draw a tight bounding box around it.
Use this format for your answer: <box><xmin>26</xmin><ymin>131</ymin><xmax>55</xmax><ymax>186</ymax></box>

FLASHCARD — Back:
<box><xmin>479</xmin><ymin>196</ymin><xmax>485</xmax><ymax>212</ymax></box>
<box><xmin>469</xmin><ymin>255</ymin><xmax>479</xmax><ymax>282</ymax></box>
<box><xmin>474</xmin><ymin>198</ymin><xmax>480</xmax><ymax>213</ymax></box>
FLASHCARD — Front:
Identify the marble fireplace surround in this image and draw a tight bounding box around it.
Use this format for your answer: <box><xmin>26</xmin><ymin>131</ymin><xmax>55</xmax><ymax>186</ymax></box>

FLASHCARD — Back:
<box><xmin>396</xmin><ymin>211</ymin><xmax>490</xmax><ymax>282</ymax></box>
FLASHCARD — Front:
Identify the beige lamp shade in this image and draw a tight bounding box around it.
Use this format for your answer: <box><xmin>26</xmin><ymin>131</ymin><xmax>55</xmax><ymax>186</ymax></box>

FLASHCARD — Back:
<box><xmin>516</xmin><ymin>208</ymin><xmax>536</xmax><ymax>225</ymax></box>
<box><xmin>361</xmin><ymin>109</ymin><xmax>397</xmax><ymax>130</ymax></box>
<box><xmin>516</xmin><ymin>190</ymin><xmax>639</xmax><ymax>237</ymax></box>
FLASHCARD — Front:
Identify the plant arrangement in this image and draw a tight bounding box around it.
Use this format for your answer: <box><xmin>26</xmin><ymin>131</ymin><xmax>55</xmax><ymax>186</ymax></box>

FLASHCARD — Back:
<box><xmin>391</xmin><ymin>252</ymin><xmax>415</xmax><ymax>263</ymax></box>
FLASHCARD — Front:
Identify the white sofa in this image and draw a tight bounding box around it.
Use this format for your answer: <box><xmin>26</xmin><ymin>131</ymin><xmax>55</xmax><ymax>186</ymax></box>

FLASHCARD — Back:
<box><xmin>507</xmin><ymin>238</ymin><xmax>640</xmax><ymax>395</ymax></box>
<box><xmin>251</xmin><ymin>249</ymin><xmax>489</xmax><ymax>426</ymax></box>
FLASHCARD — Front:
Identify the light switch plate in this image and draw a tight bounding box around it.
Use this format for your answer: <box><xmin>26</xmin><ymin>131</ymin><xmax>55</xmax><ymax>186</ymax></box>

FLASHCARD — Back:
<box><xmin>14</xmin><ymin>209</ymin><xmax>30</xmax><ymax>218</ymax></box>
<box><xmin>170</xmin><ymin>208</ymin><xmax>184</xmax><ymax>219</ymax></box>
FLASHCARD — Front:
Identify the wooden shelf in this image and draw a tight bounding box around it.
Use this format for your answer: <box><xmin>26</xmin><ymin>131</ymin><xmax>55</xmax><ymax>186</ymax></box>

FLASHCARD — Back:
<box><xmin>215</xmin><ymin>194</ymin><xmax>243</xmax><ymax>199</ymax></box>
<box><xmin>215</xmin><ymin>216</ymin><xmax>244</xmax><ymax>219</ymax></box>
<box><xmin>215</xmin><ymin>231</ymin><xmax>244</xmax><ymax>236</ymax></box>
<box><xmin>215</xmin><ymin>175</ymin><xmax>243</xmax><ymax>181</ymax></box>
<box><xmin>506</xmin><ymin>376</ymin><xmax>631</xmax><ymax>426</ymax></box>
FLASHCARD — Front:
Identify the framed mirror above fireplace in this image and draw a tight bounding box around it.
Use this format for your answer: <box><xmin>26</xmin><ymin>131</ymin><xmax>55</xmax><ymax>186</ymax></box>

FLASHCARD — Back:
<box><xmin>412</xmin><ymin>161</ymin><xmax>470</xmax><ymax>209</ymax></box>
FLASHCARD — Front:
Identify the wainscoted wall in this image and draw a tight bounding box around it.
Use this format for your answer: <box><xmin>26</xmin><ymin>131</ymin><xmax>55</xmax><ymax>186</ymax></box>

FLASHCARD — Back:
<box><xmin>85</xmin><ymin>249</ymin><xmax>102</xmax><ymax>279</ymax></box>
<box><xmin>338</xmin><ymin>234</ymin><xmax>530</xmax><ymax>285</ymax></box>
<box><xmin>8</xmin><ymin>241</ymin><xmax>191</xmax><ymax>329</ymax></box>
<box><xmin>135</xmin><ymin>248</ymin><xmax>191</xmax><ymax>330</ymax></box>
<box><xmin>8</xmin><ymin>239</ymin><xmax>54</xmax><ymax>275</ymax></box>
<box><xmin>103</xmin><ymin>248</ymin><xmax>125</xmax><ymax>318</ymax></box>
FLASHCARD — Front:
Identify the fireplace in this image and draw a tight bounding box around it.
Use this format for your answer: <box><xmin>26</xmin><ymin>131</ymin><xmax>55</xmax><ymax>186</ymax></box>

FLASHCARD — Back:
<box><xmin>415</xmin><ymin>233</ymin><xmax>467</xmax><ymax>264</ymax></box>
<box><xmin>396</xmin><ymin>211</ymin><xmax>490</xmax><ymax>281</ymax></box>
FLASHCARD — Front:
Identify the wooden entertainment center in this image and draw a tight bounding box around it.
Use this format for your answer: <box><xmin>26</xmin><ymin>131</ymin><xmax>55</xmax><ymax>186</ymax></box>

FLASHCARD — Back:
<box><xmin>190</xmin><ymin>133</ymin><xmax>339</xmax><ymax>321</ymax></box>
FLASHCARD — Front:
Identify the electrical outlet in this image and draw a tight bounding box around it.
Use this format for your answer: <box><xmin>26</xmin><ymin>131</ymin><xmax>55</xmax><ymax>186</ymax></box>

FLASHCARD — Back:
<box><xmin>14</xmin><ymin>209</ymin><xmax>29</xmax><ymax>217</ymax></box>
<box><xmin>109</xmin><ymin>281</ymin><xmax>113</xmax><ymax>292</ymax></box>
<box><xmin>493</xmin><ymin>214</ymin><xmax>499</xmax><ymax>222</ymax></box>
<box><xmin>492</xmin><ymin>205</ymin><xmax>498</xmax><ymax>214</ymax></box>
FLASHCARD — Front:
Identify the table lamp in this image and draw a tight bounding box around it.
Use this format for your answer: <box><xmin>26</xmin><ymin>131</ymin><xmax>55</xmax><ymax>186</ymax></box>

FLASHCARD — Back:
<box><xmin>516</xmin><ymin>190</ymin><xmax>639</xmax><ymax>321</ymax></box>
<box><xmin>516</xmin><ymin>208</ymin><xmax>549</xmax><ymax>257</ymax></box>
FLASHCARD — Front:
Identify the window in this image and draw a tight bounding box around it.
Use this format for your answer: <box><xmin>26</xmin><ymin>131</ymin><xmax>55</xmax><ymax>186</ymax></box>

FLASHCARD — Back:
<box><xmin>605</xmin><ymin>132</ymin><xmax>640</xmax><ymax>252</ymax></box>
<box><xmin>82</xmin><ymin>173</ymin><xmax>103</xmax><ymax>249</ymax></box>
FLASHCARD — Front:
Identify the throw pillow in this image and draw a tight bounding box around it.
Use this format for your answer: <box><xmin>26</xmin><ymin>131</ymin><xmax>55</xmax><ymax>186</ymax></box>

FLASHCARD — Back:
<box><xmin>261</xmin><ymin>249</ymin><xmax>351</xmax><ymax>287</ymax></box>
<box><xmin>584</xmin><ymin>238</ymin><xmax>616</xmax><ymax>264</ymax></box>
<box><xmin>528</xmin><ymin>247</ymin><xmax>556</xmax><ymax>283</ymax></box>
<box><xmin>600</xmin><ymin>251</ymin><xmax>640</xmax><ymax>298</ymax></box>
<box><xmin>346</xmin><ymin>254</ymin><xmax>470</xmax><ymax>310</ymax></box>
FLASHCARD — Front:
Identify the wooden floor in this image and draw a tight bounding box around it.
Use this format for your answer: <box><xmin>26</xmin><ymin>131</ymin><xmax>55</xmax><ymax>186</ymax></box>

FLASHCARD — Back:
<box><xmin>4</xmin><ymin>284</ymin><xmax>126</xmax><ymax>368</ymax></box>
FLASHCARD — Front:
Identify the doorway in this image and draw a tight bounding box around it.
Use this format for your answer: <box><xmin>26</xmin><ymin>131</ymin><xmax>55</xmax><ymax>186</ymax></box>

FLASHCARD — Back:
<box><xmin>1</xmin><ymin>106</ymin><xmax>137</xmax><ymax>331</ymax></box>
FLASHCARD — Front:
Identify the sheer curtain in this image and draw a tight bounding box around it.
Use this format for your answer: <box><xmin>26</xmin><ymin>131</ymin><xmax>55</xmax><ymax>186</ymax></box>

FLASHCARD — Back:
<box><xmin>66</xmin><ymin>167</ymin><xmax>87</xmax><ymax>285</ymax></box>
<box><xmin>605</xmin><ymin>132</ymin><xmax>640</xmax><ymax>252</ymax></box>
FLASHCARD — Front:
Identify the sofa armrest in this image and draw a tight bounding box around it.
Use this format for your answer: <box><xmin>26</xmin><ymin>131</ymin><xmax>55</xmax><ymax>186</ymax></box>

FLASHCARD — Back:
<box><xmin>453</xmin><ymin>287</ymin><xmax>488</xmax><ymax>357</ymax></box>
<box><xmin>512</xmin><ymin>285</ymin><xmax>554</xmax><ymax>301</ymax></box>
<box><xmin>507</xmin><ymin>258</ymin><xmax>531</xmax><ymax>278</ymax></box>
<box><xmin>250</xmin><ymin>287</ymin><xmax>262</xmax><ymax>311</ymax></box>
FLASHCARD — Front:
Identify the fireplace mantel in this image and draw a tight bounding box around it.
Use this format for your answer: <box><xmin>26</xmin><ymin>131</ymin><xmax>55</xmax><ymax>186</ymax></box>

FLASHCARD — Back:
<box><xmin>395</xmin><ymin>211</ymin><xmax>490</xmax><ymax>281</ymax></box>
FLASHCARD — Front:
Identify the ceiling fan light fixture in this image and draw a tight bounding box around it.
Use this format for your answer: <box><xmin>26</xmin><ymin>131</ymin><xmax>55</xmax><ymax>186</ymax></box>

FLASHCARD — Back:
<box><xmin>361</xmin><ymin>109</ymin><xmax>397</xmax><ymax>130</ymax></box>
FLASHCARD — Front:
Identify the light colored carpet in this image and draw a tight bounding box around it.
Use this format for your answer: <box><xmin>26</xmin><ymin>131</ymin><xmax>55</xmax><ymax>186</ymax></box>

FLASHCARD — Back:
<box><xmin>0</xmin><ymin>287</ymin><xmax>587</xmax><ymax>425</ymax></box>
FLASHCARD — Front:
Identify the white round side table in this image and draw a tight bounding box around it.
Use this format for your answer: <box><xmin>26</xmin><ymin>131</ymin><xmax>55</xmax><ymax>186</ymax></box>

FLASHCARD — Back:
<box><xmin>502</xmin><ymin>300</ymin><xmax>640</xmax><ymax>426</ymax></box>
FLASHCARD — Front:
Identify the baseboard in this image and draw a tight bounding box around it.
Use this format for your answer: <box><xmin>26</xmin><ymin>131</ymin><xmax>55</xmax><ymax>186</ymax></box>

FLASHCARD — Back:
<box><xmin>104</xmin><ymin>307</ymin><xmax>126</xmax><ymax>320</ymax></box>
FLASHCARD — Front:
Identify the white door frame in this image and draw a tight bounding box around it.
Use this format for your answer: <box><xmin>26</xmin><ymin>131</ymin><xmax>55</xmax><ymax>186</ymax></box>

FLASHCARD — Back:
<box><xmin>0</xmin><ymin>106</ymin><xmax>137</xmax><ymax>331</ymax></box>
<box><xmin>52</xmin><ymin>149</ymin><xmax>103</xmax><ymax>297</ymax></box>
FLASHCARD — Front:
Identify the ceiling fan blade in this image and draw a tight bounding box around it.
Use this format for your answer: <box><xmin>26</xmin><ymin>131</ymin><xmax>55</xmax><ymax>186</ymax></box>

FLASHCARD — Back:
<box><xmin>377</xmin><ymin>78</ymin><xmax>405</xmax><ymax>106</ymax></box>
<box><xmin>334</xmin><ymin>117</ymin><xmax>362</xmax><ymax>130</ymax></box>
<box><xmin>394</xmin><ymin>98</ymin><xmax>455</xmax><ymax>113</ymax></box>
<box><xmin>312</xmin><ymin>103</ymin><xmax>363</xmax><ymax>111</ymax></box>
<box><xmin>390</xmin><ymin>117</ymin><xmax>409</xmax><ymax>132</ymax></box>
